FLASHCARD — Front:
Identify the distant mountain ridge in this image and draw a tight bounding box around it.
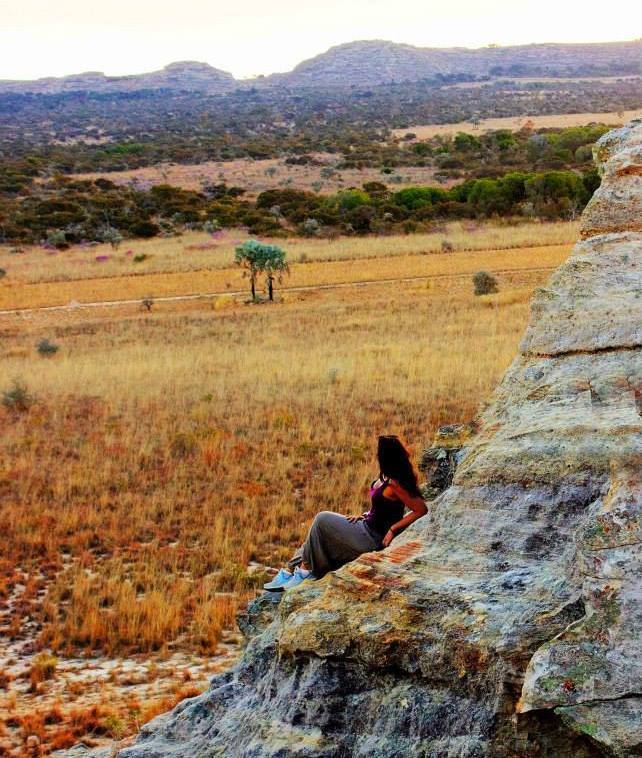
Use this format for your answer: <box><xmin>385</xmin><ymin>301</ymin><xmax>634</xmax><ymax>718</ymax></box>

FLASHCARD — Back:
<box><xmin>0</xmin><ymin>61</ymin><xmax>236</xmax><ymax>95</ymax></box>
<box><xmin>1</xmin><ymin>39</ymin><xmax>640</xmax><ymax>94</ymax></box>
<box><xmin>268</xmin><ymin>39</ymin><xmax>642</xmax><ymax>88</ymax></box>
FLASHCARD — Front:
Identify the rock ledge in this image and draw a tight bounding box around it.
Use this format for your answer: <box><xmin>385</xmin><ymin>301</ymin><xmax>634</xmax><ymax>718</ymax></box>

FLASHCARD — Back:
<box><xmin>98</xmin><ymin>120</ymin><xmax>642</xmax><ymax>757</ymax></box>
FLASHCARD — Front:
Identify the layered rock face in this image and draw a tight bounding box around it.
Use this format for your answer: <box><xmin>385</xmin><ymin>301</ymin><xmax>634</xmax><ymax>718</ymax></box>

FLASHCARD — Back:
<box><xmin>117</xmin><ymin>121</ymin><xmax>642</xmax><ymax>757</ymax></box>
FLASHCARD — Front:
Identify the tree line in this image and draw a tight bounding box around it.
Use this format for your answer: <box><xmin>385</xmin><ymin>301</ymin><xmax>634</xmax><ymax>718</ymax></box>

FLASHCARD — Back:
<box><xmin>0</xmin><ymin>167</ymin><xmax>599</xmax><ymax>246</ymax></box>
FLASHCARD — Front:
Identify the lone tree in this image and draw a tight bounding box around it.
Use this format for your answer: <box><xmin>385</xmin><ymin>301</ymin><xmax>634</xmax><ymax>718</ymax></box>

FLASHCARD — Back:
<box><xmin>235</xmin><ymin>240</ymin><xmax>289</xmax><ymax>301</ymax></box>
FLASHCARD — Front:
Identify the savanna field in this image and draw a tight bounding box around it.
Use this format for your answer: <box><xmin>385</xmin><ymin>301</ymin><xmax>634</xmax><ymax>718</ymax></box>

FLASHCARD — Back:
<box><xmin>0</xmin><ymin>220</ymin><xmax>575</xmax><ymax>753</ymax></box>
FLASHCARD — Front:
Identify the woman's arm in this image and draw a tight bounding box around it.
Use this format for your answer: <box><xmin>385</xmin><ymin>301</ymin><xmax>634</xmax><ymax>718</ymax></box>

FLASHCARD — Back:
<box><xmin>382</xmin><ymin>480</ymin><xmax>427</xmax><ymax>547</ymax></box>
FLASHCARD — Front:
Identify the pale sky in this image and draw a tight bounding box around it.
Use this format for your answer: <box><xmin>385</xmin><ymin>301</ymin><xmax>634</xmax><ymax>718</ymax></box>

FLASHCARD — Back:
<box><xmin>0</xmin><ymin>0</ymin><xmax>637</xmax><ymax>81</ymax></box>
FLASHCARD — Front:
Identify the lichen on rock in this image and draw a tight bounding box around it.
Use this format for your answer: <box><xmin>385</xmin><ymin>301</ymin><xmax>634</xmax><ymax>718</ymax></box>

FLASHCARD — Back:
<box><xmin>101</xmin><ymin>119</ymin><xmax>641</xmax><ymax>757</ymax></box>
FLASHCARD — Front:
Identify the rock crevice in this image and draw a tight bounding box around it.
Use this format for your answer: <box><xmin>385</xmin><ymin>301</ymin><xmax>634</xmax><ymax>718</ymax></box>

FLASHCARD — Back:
<box><xmin>112</xmin><ymin>120</ymin><xmax>642</xmax><ymax>757</ymax></box>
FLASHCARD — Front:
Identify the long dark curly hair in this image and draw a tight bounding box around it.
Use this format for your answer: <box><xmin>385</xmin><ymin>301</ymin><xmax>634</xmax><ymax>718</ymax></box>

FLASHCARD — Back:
<box><xmin>377</xmin><ymin>435</ymin><xmax>422</xmax><ymax>497</ymax></box>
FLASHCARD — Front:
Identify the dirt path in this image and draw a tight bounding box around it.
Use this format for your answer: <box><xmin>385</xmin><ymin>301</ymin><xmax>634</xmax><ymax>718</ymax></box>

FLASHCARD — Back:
<box><xmin>0</xmin><ymin>244</ymin><xmax>571</xmax><ymax>314</ymax></box>
<box><xmin>0</xmin><ymin>264</ymin><xmax>561</xmax><ymax>317</ymax></box>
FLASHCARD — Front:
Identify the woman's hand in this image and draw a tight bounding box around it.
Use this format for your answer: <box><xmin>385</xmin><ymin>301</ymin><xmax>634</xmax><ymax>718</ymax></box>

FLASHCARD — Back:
<box><xmin>346</xmin><ymin>515</ymin><xmax>363</xmax><ymax>523</ymax></box>
<box><xmin>382</xmin><ymin>529</ymin><xmax>395</xmax><ymax>547</ymax></box>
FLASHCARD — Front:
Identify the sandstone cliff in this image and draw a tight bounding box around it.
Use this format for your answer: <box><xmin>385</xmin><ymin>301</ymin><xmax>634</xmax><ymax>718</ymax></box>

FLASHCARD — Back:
<box><xmin>103</xmin><ymin>120</ymin><xmax>641</xmax><ymax>757</ymax></box>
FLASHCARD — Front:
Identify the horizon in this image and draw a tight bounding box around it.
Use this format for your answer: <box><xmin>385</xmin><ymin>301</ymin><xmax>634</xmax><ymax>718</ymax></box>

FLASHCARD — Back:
<box><xmin>0</xmin><ymin>36</ymin><xmax>640</xmax><ymax>83</ymax></box>
<box><xmin>1</xmin><ymin>0</ymin><xmax>639</xmax><ymax>81</ymax></box>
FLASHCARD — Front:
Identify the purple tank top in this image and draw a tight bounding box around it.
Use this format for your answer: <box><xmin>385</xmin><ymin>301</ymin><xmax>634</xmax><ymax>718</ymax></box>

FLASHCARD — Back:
<box><xmin>363</xmin><ymin>478</ymin><xmax>404</xmax><ymax>538</ymax></box>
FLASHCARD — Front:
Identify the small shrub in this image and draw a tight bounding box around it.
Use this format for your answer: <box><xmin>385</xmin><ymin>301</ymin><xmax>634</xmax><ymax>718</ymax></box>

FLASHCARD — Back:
<box><xmin>441</xmin><ymin>240</ymin><xmax>454</xmax><ymax>253</ymax></box>
<box><xmin>473</xmin><ymin>271</ymin><xmax>499</xmax><ymax>296</ymax></box>
<box><xmin>2</xmin><ymin>380</ymin><xmax>34</xmax><ymax>412</ymax></box>
<box><xmin>170</xmin><ymin>432</ymin><xmax>198</xmax><ymax>459</ymax></box>
<box><xmin>131</xmin><ymin>220</ymin><xmax>160</xmax><ymax>238</ymax></box>
<box><xmin>0</xmin><ymin>268</ymin><xmax>6</xmax><ymax>278</ymax></box>
<box><xmin>102</xmin><ymin>713</ymin><xmax>126</xmax><ymax>739</ymax></box>
<box><xmin>37</xmin><ymin>338</ymin><xmax>60</xmax><ymax>356</ymax></box>
<box><xmin>133</xmin><ymin>253</ymin><xmax>149</xmax><ymax>263</ymax></box>
<box><xmin>29</xmin><ymin>652</ymin><xmax>58</xmax><ymax>689</ymax></box>
<box><xmin>203</xmin><ymin>219</ymin><xmax>221</xmax><ymax>234</ymax></box>
<box><xmin>141</xmin><ymin>296</ymin><xmax>154</xmax><ymax>312</ymax></box>
<box><xmin>49</xmin><ymin>730</ymin><xmax>78</xmax><ymax>751</ymax></box>
<box><xmin>46</xmin><ymin>230</ymin><xmax>69</xmax><ymax>250</ymax></box>
<box><xmin>97</xmin><ymin>225</ymin><xmax>124</xmax><ymax>250</ymax></box>
<box><xmin>300</xmin><ymin>218</ymin><xmax>321</xmax><ymax>237</ymax></box>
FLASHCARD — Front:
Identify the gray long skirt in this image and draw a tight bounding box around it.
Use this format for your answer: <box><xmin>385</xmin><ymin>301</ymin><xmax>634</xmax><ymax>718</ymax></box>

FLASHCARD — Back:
<box><xmin>290</xmin><ymin>511</ymin><xmax>382</xmax><ymax>578</ymax></box>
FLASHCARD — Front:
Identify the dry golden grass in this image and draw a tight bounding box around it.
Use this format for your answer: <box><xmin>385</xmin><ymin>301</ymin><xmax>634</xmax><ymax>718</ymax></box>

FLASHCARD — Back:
<box><xmin>0</xmin><ymin>242</ymin><xmax>570</xmax><ymax>311</ymax></box>
<box><xmin>0</xmin><ymin>221</ymin><xmax>575</xmax><ymax>311</ymax></box>
<box><xmin>1</xmin><ymin>685</ymin><xmax>203</xmax><ymax>754</ymax></box>
<box><xmin>0</xmin><ymin>219</ymin><xmax>577</xmax><ymax>288</ymax></box>
<box><xmin>0</xmin><ymin>238</ymin><xmax>571</xmax><ymax>751</ymax></box>
<box><xmin>392</xmin><ymin>108</ymin><xmax>642</xmax><ymax>140</ymax></box>
<box><xmin>0</xmin><ymin>268</ymin><xmax>558</xmax><ymax>657</ymax></box>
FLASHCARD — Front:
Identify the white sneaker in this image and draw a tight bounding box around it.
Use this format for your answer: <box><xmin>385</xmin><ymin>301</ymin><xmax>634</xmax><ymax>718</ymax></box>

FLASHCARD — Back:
<box><xmin>263</xmin><ymin>568</ymin><xmax>292</xmax><ymax>591</ymax></box>
<box><xmin>282</xmin><ymin>567</ymin><xmax>311</xmax><ymax>590</ymax></box>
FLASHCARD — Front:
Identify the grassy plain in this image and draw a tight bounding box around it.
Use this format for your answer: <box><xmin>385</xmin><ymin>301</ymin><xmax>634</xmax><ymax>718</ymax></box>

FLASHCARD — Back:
<box><xmin>0</xmin><ymin>226</ymin><xmax>573</xmax><ymax>753</ymax></box>
<box><xmin>392</xmin><ymin>108</ymin><xmax>642</xmax><ymax>140</ymax></box>
<box><xmin>71</xmin><ymin>155</ymin><xmax>445</xmax><ymax>197</ymax></box>
<box><xmin>0</xmin><ymin>220</ymin><xmax>577</xmax><ymax>310</ymax></box>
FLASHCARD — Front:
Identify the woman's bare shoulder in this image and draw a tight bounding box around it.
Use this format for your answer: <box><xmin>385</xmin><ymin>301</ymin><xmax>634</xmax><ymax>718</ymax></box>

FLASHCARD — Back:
<box><xmin>386</xmin><ymin>478</ymin><xmax>406</xmax><ymax>499</ymax></box>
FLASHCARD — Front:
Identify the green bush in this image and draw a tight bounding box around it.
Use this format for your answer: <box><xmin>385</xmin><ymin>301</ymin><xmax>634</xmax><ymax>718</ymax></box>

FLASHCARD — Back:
<box><xmin>2</xmin><ymin>380</ymin><xmax>34</xmax><ymax>412</ymax></box>
<box><xmin>37</xmin><ymin>338</ymin><xmax>60</xmax><ymax>356</ymax></box>
<box><xmin>130</xmin><ymin>220</ymin><xmax>159</xmax><ymax>238</ymax></box>
<box><xmin>300</xmin><ymin>218</ymin><xmax>321</xmax><ymax>237</ymax></box>
<box><xmin>46</xmin><ymin>230</ymin><xmax>69</xmax><ymax>249</ymax></box>
<box><xmin>203</xmin><ymin>219</ymin><xmax>221</xmax><ymax>234</ymax></box>
<box><xmin>473</xmin><ymin>271</ymin><xmax>499</xmax><ymax>296</ymax></box>
<box><xmin>332</xmin><ymin>189</ymin><xmax>371</xmax><ymax>212</ymax></box>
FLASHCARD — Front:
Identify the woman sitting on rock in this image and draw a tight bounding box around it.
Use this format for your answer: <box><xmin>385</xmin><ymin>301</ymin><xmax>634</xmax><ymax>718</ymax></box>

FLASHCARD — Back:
<box><xmin>264</xmin><ymin>435</ymin><xmax>428</xmax><ymax>591</ymax></box>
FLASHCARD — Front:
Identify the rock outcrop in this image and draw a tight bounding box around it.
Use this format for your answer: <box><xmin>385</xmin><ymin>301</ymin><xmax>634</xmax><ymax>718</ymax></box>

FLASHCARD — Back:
<box><xmin>109</xmin><ymin>121</ymin><xmax>641</xmax><ymax>757</ymax></box>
